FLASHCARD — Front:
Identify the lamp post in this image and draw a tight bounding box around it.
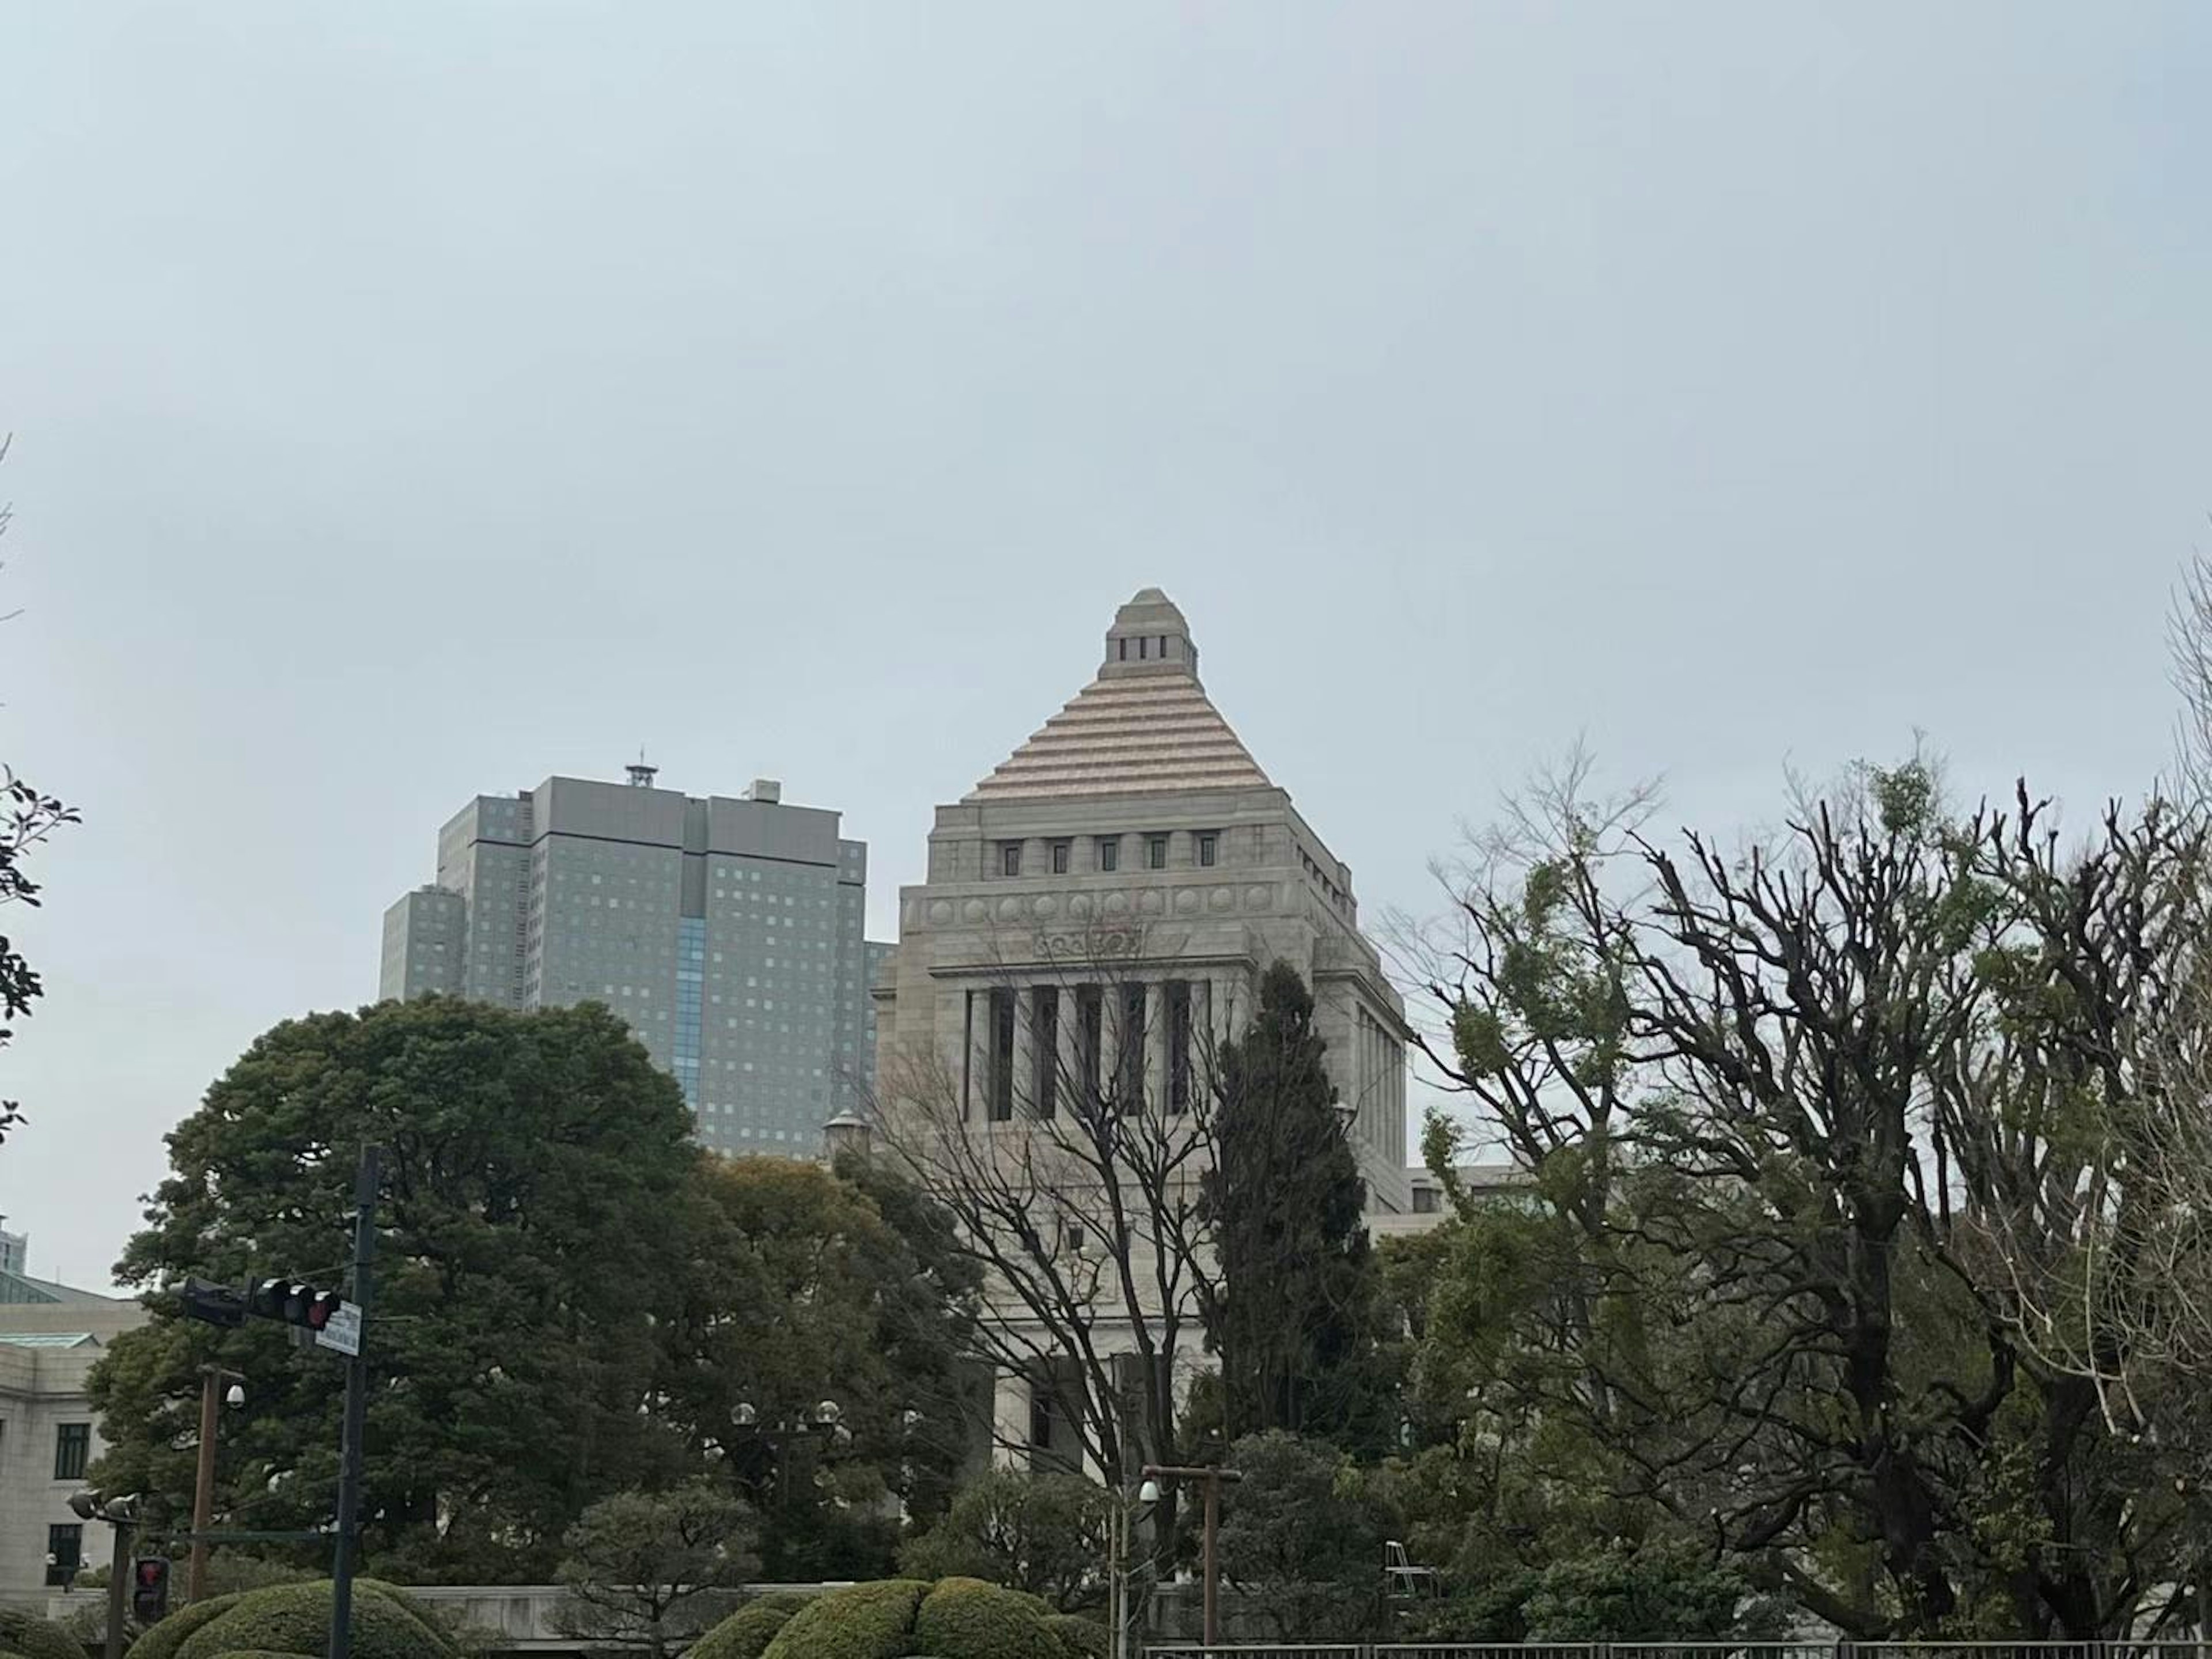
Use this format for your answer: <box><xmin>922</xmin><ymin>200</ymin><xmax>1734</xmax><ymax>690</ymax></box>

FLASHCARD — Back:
<box><xmin>67</xmin><ymin>1489</ymin><xmax>137</xmax><ymax>1659</ymax></box>
<box><xmin>722</xmin><ymin>1400</ymin><xmax>853</xmax><ymax>1510</ymax></box>
<box><xmin>1110</xmin><ymin>1475</ymin><xmax>1163</xmax><ymax>1659</ymax></box>
<box><xmin>1140</xmin><ymin>1464</ymin><xmax>1241</xmax><ymax>1650</ymax></box>
<box><xmin>187</xmin><ymin>1367</ymin><xmax>247</xmax><ymax>1603</ymax></box>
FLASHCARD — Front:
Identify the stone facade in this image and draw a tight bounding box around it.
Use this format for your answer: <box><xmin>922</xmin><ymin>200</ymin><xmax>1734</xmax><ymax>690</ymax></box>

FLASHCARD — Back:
<box><xmin>871</xmin><ymin>589</ymin><xmax>1411</xmax><ymax>1471</ymax></box>
<box><xmin>0</xmin><ymin>1279</ymin><xmax>145</xmax><ymax>1607</ymax></box>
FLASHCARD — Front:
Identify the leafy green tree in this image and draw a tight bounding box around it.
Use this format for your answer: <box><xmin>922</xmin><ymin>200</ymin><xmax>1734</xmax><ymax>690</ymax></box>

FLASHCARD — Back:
<box><xmin>665</xmin><ymin>1154</ymin><xmax>976</xmax><ymax>1581</ymax></box>
<box><xmin>556</xmin><ymin>1481</ymin><xmax>760</xmax><ymax>1659</ymax></box>
<box><xmin>1217</xmin><ymin>1430</ymin><xmax>1387</xmax><ymax>1640</ymax></box>
<box><xmin>1200</xmin><ymin>963</ymin><xmax>1388</xmax><ymax>1449</ymax></box>
<box><xmin>1406</xmin><ymin>753</ymin><xmax>2212</xmax><ymax>1637</ymax></box>
<box><xmin>0</xmin><ymin>766</ymin><xmax>73</xmax><ymax>1146</ymax></box>
<box><xmin>89</xmin><ymin>997</ymin><xmax>700</xmax><ymax>1581</ymax></box>
<box><xmin>896</xmin><ymin>1469</ymin><xmax>1113</xmax><ymax>1611</ymax></box>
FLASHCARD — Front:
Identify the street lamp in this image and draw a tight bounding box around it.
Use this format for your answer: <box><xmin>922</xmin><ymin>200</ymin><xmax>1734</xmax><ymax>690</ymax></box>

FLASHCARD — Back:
<box><xmin>724</xmin><ymin>1401</ymin><xmax>852</xmax><ymax>1507</ymax></box>
<box><xmin>67</xmin><ymin>1489</ymin><xmax>138</xmax><ymax>1659</ymax></box>
<box><xmin>1110</xmin><ymin>1477</ymin><xmax>1163</xmax><ymax>1659</ymax></box>
<box><xmin>1141</xmin><ymin>1463</ymin><xmax>1243</xmax><ymax>1649</ymax></box>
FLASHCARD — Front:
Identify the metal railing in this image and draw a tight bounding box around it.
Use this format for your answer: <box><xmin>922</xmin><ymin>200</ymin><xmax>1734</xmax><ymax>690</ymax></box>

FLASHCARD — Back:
<box><xmin>1149</xmin><ymin>1645</ymin><xmax>2212</xmax><ymax>1659</ymax></box>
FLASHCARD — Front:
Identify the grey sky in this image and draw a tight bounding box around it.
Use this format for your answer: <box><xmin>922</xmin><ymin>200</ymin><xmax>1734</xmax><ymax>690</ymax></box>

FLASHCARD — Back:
<box><xmin>3</xmin><ymin>5</ymin><xmax>2206</xmax><ymax>1290</ymax></box>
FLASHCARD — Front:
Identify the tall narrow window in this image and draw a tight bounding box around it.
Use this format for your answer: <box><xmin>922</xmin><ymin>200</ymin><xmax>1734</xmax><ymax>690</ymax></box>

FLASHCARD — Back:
<box><xmin>1198</xmin><ymin>832</ymin><xmax>1218</xmax><ymax>868</ymax></box>
<box><xmin>1167</xmin><ymin>981</ymin><xmax>1193</xmax><ymax>1112</ymax></box>
<box><xmin>989</xmin><ymin>988</ymin><xmax>1016</xmax><ymax>1122</ymax></box>
<box><xmin>1000</xmin><ymin>842</ymin><xmax>1022</xmax><ymax>877</ymax></box>
<box><xmin>1138</xmin><ymin>637</ymin><xmax>1149</xmax><ymax>660</ymax></box>
<box><xmin>1050</xmin><ymin>840</ymin><xmax>1071</xmax><ymax>875</ymax></box>
<box><xmin>1118</xmin><ymin>983</ymin><xmax>1146</xmax><ymax>1107</ymax></box>
<box><xmin>54</xmin><ymin>1422</ymin><xmax>89</xmax><ymax>1482</ymax></box>
<box><xmin>1077</xmin><ymin>986</ymin><xmax>1104</xmax><ymax>1111</ymax></box>
<box><xmin>1033</xmin><ymin>987</ymin><xmax>1060</xmax><ymax>1119</ymax></box>
<box><xmin>45</xmin><ymin>1524</ymin><xmax>81</xmax><ymax>1587</ymax></box>
<box><xmin>1146</xmin><ymin>835</ymin><xmax>1168</xmax><ymax>870</ymax></box>
<box><xmin>1118</xmin><ymin>639</ymin><xmax>1128</xmax><ymax>661</ymax></box>
<box><xmin>1096</xmin><ymin>837</ymin><xmax>1120</xmax><ymax>873</ymax></box>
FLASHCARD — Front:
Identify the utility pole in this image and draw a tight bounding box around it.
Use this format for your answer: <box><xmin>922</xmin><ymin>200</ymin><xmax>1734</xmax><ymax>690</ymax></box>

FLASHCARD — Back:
<box><xmin>187</xmin><ymin>1365</ymin><xmax>243</xmax><ymax>1602</ymax></box>
<box><xmin>1141</xmin><ymin>1463</ymin><xmax>1241</xmax><ymax>1649</ymax></box>
<box><xmin>327</xmin><ymin>1145</ymin><xmax>380</xmax><ymax>1659</ymax></box>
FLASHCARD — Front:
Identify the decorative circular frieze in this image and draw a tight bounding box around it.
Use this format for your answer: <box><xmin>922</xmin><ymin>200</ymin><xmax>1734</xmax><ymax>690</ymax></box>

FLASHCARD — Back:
<box><xmin>1138</xmin><ymin>889</ymin><xmax>1164</xmax><ymax>916</ymax></box>
<box><xmin>927</xmin><ymin>900</ymin><xmax>953</xmax><ymax>926</ymax></box>
<box><xmin>1103</xmin><ymin>892</ymin><xmax>1131</xmax><ymax>916</ymax></box>
<box><xmin>1033</xmin><ymin>895</ymin><xmax>1058</xmax><ymax>919</ymax></box>
<box><xmin>1069</xmin><ymin>893</ymin><xmax>1094</xmax><ymax>919</ymax></box>
<box><xmin>963</xmin><ymin>898</ymin><xmax>987</xmax><ymax>923</ymax></box>
<box><xmin>1209</xmin><ymin>887</ymin><xmax>1235</xmax><ymax>912</ymax></box>
<box><xmin>1174</xmin><ymin>888</ymin><xmax>1201</xmax><ymax>915</ymax></box>
<box><xmin>996</xmin><ymin>896</ymin><xmax>1023</xmax><ymax>922</ymax></box>
<box><xmin>1244</xmin><ymin>885</ymin><xmax>1273</xmax><ymax>911</ymax></box>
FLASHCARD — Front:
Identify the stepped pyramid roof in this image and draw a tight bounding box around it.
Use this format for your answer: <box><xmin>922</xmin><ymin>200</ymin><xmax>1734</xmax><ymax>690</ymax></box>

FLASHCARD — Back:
<box><xmin>965</xmin><ymin>589</ymin><xmax>1274</xmax><ymax>802</ymax></box>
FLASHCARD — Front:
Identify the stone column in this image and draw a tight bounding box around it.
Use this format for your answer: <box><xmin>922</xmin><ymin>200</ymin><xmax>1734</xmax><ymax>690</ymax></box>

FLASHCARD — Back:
<box><xmin>1145</xmin><ymin>981</ymin><xmax>1169</xmax><ymax>1113</ymax></box>
<box><xmin>1056</xmin><ymin>983</ymin><xmax>1084</xmax><ymax>1117</ymax></box>
<box><xmin>991</xmin><ymin>1366</ymin><xmax>1032</xmax><ymax>1472</ymax></box>
<box><xmin>1012</xmin><ymin>980</ymin><xmax>1036</xmax><ymax>1118</ymax></box>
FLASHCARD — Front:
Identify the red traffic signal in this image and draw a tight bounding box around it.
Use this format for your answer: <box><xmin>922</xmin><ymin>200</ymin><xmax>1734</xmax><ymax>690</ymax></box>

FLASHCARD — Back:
<box><xmin>131</xmin><ymin>1556</ymin><xmax>169</xmax><ymax>1623</ymax></box>
<box><xmin>249</xmin><ymin>1277</ymin><xmax>344</xmax><ymax>1332</ymax></box>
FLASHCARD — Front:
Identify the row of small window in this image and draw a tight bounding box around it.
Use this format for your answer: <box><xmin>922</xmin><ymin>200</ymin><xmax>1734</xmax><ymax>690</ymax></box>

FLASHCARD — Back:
<box><xmin>998</xmin><ymin>831</ymin><xmax>1218</xmax><ymax>878</ymax></box>
<box><xmin>1297</xmin><ymin>847</ymin><xmax>1351</xmax><ymax>913</ymax></box>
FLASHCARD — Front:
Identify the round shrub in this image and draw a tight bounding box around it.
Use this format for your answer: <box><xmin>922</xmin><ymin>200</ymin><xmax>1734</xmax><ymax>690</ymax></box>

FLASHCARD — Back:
<box><xmin>689</xmin><ymin>1593</ymin><xmax>810</xmax><ymax>1659</ymax></box>
<box><xmin>173</xmin><ymin>1582</ymin><xmax>453</xmax><ymax>1659</ymax></box>
<box><xmin>1043</xmin><ymin>1616</ymin><xmax>1108</xmax><ymax>1659</ymax></box>
<box><xmin>0</xmin><ymin>1604</ymin><xmax>96</xmax><ymax>1659</ymax></box>
<box><xmin>911</xmin><ymin>1579</ymin><xmax>1061</xmax><ymax>1659</ymax></box>
<box><xmin>759</xmin><ymin>1581</ymin><xmax>926</xmax><ymax>1659</ymax></box>
<box><xmin>128</xmin><ymin>1593</ymin><xmax>245</xmax><ymax>1659</ymax></box>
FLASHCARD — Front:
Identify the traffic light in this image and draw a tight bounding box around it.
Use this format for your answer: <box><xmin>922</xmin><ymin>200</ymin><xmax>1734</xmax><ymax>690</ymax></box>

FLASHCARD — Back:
<box><xmin>131</xmin><ymin>1557</ymin><xmax>170</xmax><ymax>1624</ymax></box>
<box><xmin>248</xmin><ymin>1277</ymin><xmax>341</xmax><ymax>1332</ymax></box>
<box><xmin>180</xmin><ymin>1277</ymin><xmax>247</xmax><ymax>1329</ymax></box>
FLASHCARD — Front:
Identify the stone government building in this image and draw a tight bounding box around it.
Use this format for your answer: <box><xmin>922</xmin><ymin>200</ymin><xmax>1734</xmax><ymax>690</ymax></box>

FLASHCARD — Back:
<box><xmin>871</xmin><ymin>588</ymin><xmax>1413</xmax><ymax>1464</ymax></box>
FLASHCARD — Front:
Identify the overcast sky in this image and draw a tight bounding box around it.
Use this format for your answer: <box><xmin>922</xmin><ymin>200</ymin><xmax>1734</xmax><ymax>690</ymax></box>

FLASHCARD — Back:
<box><xmin>3</xmin><ymin>5</ymin><xmax>2207</xmax><ymax>1290</ymax></box>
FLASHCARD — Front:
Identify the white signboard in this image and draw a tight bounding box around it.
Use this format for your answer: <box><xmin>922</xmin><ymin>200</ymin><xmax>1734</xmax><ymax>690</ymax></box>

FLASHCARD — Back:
<box><xmin>316</xmin><ymin>1301</ymin><xmax>362</xmax><ymax>1358</ymax></box>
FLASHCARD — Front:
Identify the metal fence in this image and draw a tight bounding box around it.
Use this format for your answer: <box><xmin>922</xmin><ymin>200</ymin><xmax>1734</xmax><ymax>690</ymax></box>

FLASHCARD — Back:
<box><xmin>1147</xmin><ymin>1645</ymin><xmax>2212</xmax><ymax>1659</ymax></box>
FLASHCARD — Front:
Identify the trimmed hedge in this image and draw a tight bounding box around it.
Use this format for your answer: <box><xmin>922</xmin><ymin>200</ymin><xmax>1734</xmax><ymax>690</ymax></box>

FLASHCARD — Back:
<box><xmin>169</xmin><ymin>1582</ymin><xmax>453</xmax><ymax>1659</ymax></box>
<box><xmin>688</xmin><ymin>1593</ymin><xmax>810</xmax><ymax>1659</ymax></box>
<box><xmin>0</xmin><ymin>1604</ymin><xmax>96</xmax><ymax>1659</ymax></box>
<box><xmin>911</xmin><ymin>1580</ymin><xmax>1060</xmax><ymax>1659</ymax></box>
<box><xmin>757</xmin><ymin>1582</ymin><xmax>926</xmax><ymax>1659</ymax></box>
<box><xmin>127</xmin><ymin>1593</ymin><xmax>245</xmax><ymax>1659</ymax></box>
<box><xmin>1043</xmin><ymin>1616</ymin><xmax>1108</xmax><ymax>1659</ymax></box>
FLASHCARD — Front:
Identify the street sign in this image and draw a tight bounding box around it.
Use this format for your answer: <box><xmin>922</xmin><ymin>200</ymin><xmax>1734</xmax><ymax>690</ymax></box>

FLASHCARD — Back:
<box><xmin>315</xmin><ymin>1300</ymin><xmax>362</xmax><ymax>1357</ymax></box>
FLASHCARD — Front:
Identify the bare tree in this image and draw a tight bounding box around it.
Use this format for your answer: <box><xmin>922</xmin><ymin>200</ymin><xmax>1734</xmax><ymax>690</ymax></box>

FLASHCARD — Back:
<box><xmin>871</xmin><ymin>927</ymin><xmax>1229</xmax><ymax>1498</ymax></box>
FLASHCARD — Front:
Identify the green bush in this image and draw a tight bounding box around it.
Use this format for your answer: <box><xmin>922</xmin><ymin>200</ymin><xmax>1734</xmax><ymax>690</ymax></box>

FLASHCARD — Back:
<box><xmin>0</xmin><ymin>1604</ymin><xmax>96</xmax><ymax>1659</ymax></box>
<box><xmin>209</xmin><ymin>1651</ymin><xmax>331</xmax><ymax>1659</ymax></box>
<box><xmin>128</xmin><ymin>1593</ymin><xmax>247</xmax><ymax>1659</ymax></box>
<box><xmin>688</xmin><ymin>1593</ymin><xmax>810</xmax><ymax>1659</ymax></box>
<box><xmin>1041</xmin><ymin>1616</ymin><xmax>1108</xmax><ymax>1659</ymax></box>
<box><xmin>172</xmin><ymin>1582</ymin><xmax>453</xmax><ymax>1659</ymax></box>
<box><xmin>759</xmin><ymin>1582</ymin><xmax>926</xmax><ymax>1659</ymax></box>
<box><xmin>911</xmin><ymin>1580</ymin><xmax>1060</xmax><ymax>1659</ymax></box>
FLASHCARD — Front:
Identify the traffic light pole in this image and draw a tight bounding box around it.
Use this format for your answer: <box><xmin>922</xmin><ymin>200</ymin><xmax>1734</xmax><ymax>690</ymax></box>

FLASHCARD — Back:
<box><xmin>327</xmin><ymin>1145</ymin><xmax>379</xmax><ymax>1659</ymax></box>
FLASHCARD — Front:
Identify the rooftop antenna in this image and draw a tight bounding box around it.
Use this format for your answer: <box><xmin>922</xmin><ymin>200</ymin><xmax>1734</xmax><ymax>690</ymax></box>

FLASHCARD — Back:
<box><xmin>626</xmin><ymin>748</ymin><xmax>658</xmax><ymax>789</ymax></box>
